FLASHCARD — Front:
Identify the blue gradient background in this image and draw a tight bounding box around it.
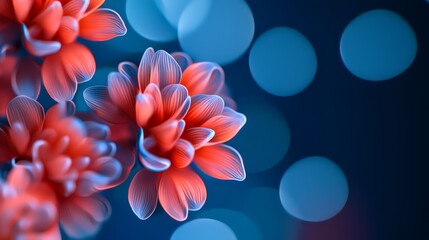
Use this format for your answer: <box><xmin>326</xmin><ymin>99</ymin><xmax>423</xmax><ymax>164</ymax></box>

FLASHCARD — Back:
<box><xmin>34</xmin><ymin>0</ymin><xmax>429</xmax><ymax>239</ymax></box>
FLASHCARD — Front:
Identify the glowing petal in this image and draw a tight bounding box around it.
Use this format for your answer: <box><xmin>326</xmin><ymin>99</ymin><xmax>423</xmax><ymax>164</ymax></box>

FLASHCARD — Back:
<box><xmin>6</xmin><ymin>96</ymin><xmax>45</xmax><ymax>133</ymax></box>
<box><xmin>181</xmin><ymin>62</ymin><xmax>225</xmax><ymax>95</ymax></box>
<box><xmin>181</xmin><ymin>127</ymin><xmax>214</xmax><ymax>149</ymax></box>
<box><xmin>80</xmin><ymin>8</ymin><xmax>127</xmax><ymax>41</ymax></box>
<box><xmin>194</xmin><ymin>144</ymin><xmax>246</xmax><ymax>181</ymax></box>
<box><xmin>108</xmin><ymin>72</ymin><xmax>136</xmax><ymax>118</ymax></box>
<box><xmin>84</xmin><ymin>86</ymin><xmax>129</xmax><ymax>124</ymax></box>
<box><xmin>185</xmin><ymin>94</ymin><xmax>224</xmax><ymax>127</ymax></box>
<box><xmin>12</xmin><ymin>57</ymin><xmax>41</xmax><ymax>99</ymax></box>
<box><xmin>128</xmin><ymin>169</ymin><xmax>159</xmax><ymax>220</ymax></box>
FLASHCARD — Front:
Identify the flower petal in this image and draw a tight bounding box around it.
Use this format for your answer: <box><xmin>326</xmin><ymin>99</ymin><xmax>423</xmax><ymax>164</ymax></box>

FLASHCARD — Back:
<box><xmin>174</xmin><ymin>168</ymin><xmax>206</xmax><ymax>211</ymax></box>
<box><xmin>8</xmin><ymin>122</ymin><xmax>30</xmax><ymax>155</ymax></box>
<box><xmin>63</xmin><ymin>0</ymin><xmax>89</xmax><ymax>19</ymax></box>
<box><xmin>7</xmin><ymin>165</ymin><xmax>33</xmax><ymax>189</ymax></box>
<box><xmin>60</xmin><ymin>194</ymin><xmax>111</xmax><ymax>238</ymax></box>
<box><xmin>128</xmin><ymin>169</ymin><xmax>159</xmax><ymax>220</ymax></box>
<box><xmin>12</xmin><ymin>0</ymin><xmax>33</xmax><ymax>22</ymax></box>
<box><xmin>158</xmin><ymin>170</ymin><xmax>188</xmax><ymax>221</ymax></box>
<box><xmin>150</xmin><ymin>120</ymin><xmax>184</xmax><ymax>152</ymax></box>
<box><xmin>22</xmin><ymin>25</ymin><xmax>61</xmax><ymax>57</ymax></box>
<box><xmin>109</xmin><ymin>143</ymin><xmax>136</xmax><ymax>187</ymax></box>
<box><xmin>137</xmin><ymin>129</ymin><xmax>171</xmax><ymax>172</ymax></box>
<box><xmin>118</xmin><ymin>61</ymin><xmax>138</xmax><ymax>88</ymax></box>
<box><xmin>57</xmin><ymin>16</ymin><xmax>79</xmax><ymax>44</ymax></box>
<box><xmin>170</xmin><ymin>139</ymin><xmax>194</xmax><ymax>168</ymax></box>
<box><xmin>108</xmin><ymin>72</ymin><xmax>136</xmax><ymax>118</ymax></box>
<box><xmin>144</xmin><ymin>83</ymin><xmax>163</xmax><ymax>123</ymax></box>
<box><xmin>160</xmin><ymin>167</ymin><xmax>206</xmax><ymax>218</ymax></box>
<box><xmin>182</xmin><ymin>127</ymin><xmax>214</xmax><ymax>150</ymax></box>
<box><xmin>84</xmin><ymin>0</ymin><xmax>105</xmax><ymax>16</ymax></box>
<box><xmin>43</xmin><ymin>43</ymin><xmax>95</xmax><ymax>101</ymax></box>
<box><xmin>91</xmin><ymin>156</ymin><xmax>122</xmax><ymax>186</ymax></box>
<box><xmin>79</xmin><ymin>8</ymin><xmax>127</xmax><ymax>41</ymax></box>
<box><xmin>84</xmin><ymin>121</ymin><xmax>110</xmax><ymax>140</ymax></box>
<box><xmin>6</xmin><ymin>96</ymin><xmax>44</xmax><ymax>132</ymax></box>
<box><xmin>135</xmin><ymin>93</ymin><xmax>154</xmax><ymax>128</ymax></box>
<box><xmin>77</xmin><ymin>156</ymin><xmax>122</xmax><ymax>195</ymax></box>
<box><xmin>201</xmin><ymin>107</ymin><xmax>246</xmax><ymax>144</ymax></box>
<box><xmin>0</xmin><ymin>56</ymin><xmax>17</xmax><ymax>116</ymax></box>
<box><xmin>30</xmin><ymin>1</ymin><xmax>63</xmax><ymax>39</ymax></box>
<box><xmin>0</xmin><ymin>1</ymin><xmax>15</xmax><ymax>20</ymax></box>
<box><xmin>42</xmin><ymin>58</ymin><xmax>76</xmax><ymax>102</ymax></box>
<box><xmin>172</xmin><ymin>52</ymin><xmax>192</xmax><ymax>71</ymax></box>
<box><xmin>138</xmin><ymin>48</ymin><xmax>154</xmax><ymax>91</ymax></box>
<box><xmin>184</xmin><ymin>94</ymin><xmax>224</xmax><ymax>127</ymax></box>
<box><xmin>150</xmin><ymin>50</ymin><xmax>182</xmax><ymax>89</ymax></box>
<box><xmin>12</xmin><ymin>57</ymin><xmax>41</xmax><ymax>99</ymax></box>
<box><xmin>194</xmin><ymin>144</ymin><xmax>246</xmax><ymax>181</ymax></box>
<box><xmin>83</xmin><ymin>86</ymin><xmax>129</xmax><ymax>123</ymax></box>
<box><xmin>181</xmin><ymin>62</ymin><xmax>225</xmax><ymax>95</ymax></box>
<box><xmin>161</xmin><ymin>84</ymin><xmax>190</xmax><ymax>120</ymax></box>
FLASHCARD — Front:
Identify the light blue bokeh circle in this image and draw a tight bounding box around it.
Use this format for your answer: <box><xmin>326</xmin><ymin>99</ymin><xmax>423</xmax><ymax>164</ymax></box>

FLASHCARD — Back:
<box><xmin>340</xmin><ymin>9</ymin><xmax>417</xmax><ymax>81</ymax></box>
<box><xmin>197</xmin><ymin>208</ymin><xmax>263</xmax><ymax>240</ymax></box>
<box><xmin>126</xmin><ymin>0</ymin><xmax>177</xmax><ymax>42</ymax></box>
<box><xmin>178</xmin><ymin>0</ymin><xmax>255</xmax><ymax>65</ymax></box>
<box><xmin>249</xmin><ymin>27</ymin><xmax>317</xmax><ymax>97</ymax></box>
<box><xmin>171</xmin><ymin>218</ymin><xmax>237</xmax><ymax>240</ymax></box>
<box><xmin>279</xmin><ymin>156</ymin><xmax>349</xmax><ymax>222</ymax></box>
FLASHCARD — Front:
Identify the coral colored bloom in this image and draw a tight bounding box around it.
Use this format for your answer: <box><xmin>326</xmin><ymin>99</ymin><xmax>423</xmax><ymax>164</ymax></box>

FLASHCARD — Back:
<box><xmin>0</xmin><ymin>166</ymin><xmax>60</xmax><ymax>239</ymax></box>
<box><xmin>0</xmin><ymin>96</ymin><xmax>122</xmax><ymax>238</ymax></box>
<box><xmin>0</xmin><ymin>55</ymin><xmax>17</xmax><ymax>115</ymax></box>
<box><xmin>0</xmin><ymin>0</ymin><xmax>127</xmax><ymax>110</ymax></box>
<box><xmin>84</xmin><ymin>48</ymin><xmax>246</xmax><ymax>221</ymax></box>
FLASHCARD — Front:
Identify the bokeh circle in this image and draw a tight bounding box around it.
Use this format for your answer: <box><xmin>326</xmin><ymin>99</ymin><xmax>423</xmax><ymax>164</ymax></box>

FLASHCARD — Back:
<box><xmin>197</xmin><ymin>208</ymin><xmax>263</xmax><ymax>240</ymax></box>
<box><xmin>171</xmin><ymin>218</ymin><xmax>237</xmax><ymax>240</ymax></box>
<box><xmin>126</xmin><ymin>0</ymin><xmax>177</xmax><ymax>42</ymax></box>
<box><xmin>279</xmin><ymin>156</ymin><xmax>349</xmax><ymax>222</ymax></box>
<box><xmin>178</xmin><ymin>0</ymin><xmax>255</xmax><ymax>65</ymax></box>
<box><xmin>340</xmin><ymin>9</ymin><xmax>417</xmax><ymax>81</ymax></box>
<box><xmin>249</xmin><ymin>27</ymin><xmax>317</xmax><ymax>96</ymax></box>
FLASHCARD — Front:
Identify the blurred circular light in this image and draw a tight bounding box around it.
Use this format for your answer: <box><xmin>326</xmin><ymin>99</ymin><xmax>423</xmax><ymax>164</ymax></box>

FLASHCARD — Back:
<box><xmin>279</xmin><ymin>156</ymin><xmax>349</xmax><ymax>222</ymax></box>
<box><xmin>340</xmin><ymin>9</ymin><xmax>417</xmax><ymax>81</ymax></box>
<box><xmin>230</xmin><ymin>98</ymin><xmax>290</xmax><ymax>173</ymax></box>
<box><xmin>155</xmin><ymin>0</ymin><xmax>193</xmax><ymax>29</ymax></box>
<box><xmin>249</xmin><ymin>27</ymin><xmax>317</xmax><ymax>96</ymax></box>
<box><xmin>126</xmin><ymin>0</ymin><xmax>177</xmax><ymax>42</ymax></box>
<box><xmin>171</xmin><ymin>218</ymin><xmax>237</xmax><ymax>240</ymax></box>
<box><xmin>178</xmin><ymin>0</ymin><xmax>255</xmax><ymax>65</ymax></box>
<box><xmin>197</xmin><ymin>209</ymin><xmax>263</xmax><ymax>240</ymax></box>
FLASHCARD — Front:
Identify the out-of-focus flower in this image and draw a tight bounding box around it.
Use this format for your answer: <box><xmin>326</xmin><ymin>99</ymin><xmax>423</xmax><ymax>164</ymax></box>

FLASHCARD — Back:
<box><xmin>0</xmin><ymin>95</ymin><xmax>122</xmax><ymax>238</ymax></box>
<box><xmin>0</xmin><ymin>55</ymin><xmax>17</xmax><ymax>116</ymax></box>
<box><xmin>0</xmin><ymin>166</ymin><xmax>60</xmax><ymax>239</ymax></box>
<box><xmin>84</xmin><ymin>48</ymin><xmax>246</xmax><ymax>221</ymax></box>
<box><xmin>0</xmin><ymin>0</ymin><xmax>127</xmax><ymax>113</ymax></box>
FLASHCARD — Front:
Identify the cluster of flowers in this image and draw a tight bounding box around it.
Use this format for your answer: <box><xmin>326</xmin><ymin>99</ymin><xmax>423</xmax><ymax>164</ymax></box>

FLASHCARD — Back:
<box><xmin>0</xmin><ymin>0</ymin><xmax>246</xmax><ymax>239</ymax></box>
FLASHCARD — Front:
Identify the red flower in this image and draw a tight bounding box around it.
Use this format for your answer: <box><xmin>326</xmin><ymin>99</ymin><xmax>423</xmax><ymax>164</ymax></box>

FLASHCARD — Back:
<box><xmin>84</xmin><ymin>48</ymin><xmax>246</xmax><ymax>221</ymax></box>
<box><xmin>0</xmin><ymin>166</ymin><xmax>60</xmax><ymax>239</ymax></box>
<box><xmin>0</xmin><ymin>55</ymin><xmax>17</xmax><ymax>115</ymax></box>
<box><xmin>0</xmin><ymin>96</ymin><xmax>122</xmax><ymax>238</ymax></box>
<box><xmin>0</xmin><ymin>0</ymin><xmax>127</xmax><ymax>113</ymax></box>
